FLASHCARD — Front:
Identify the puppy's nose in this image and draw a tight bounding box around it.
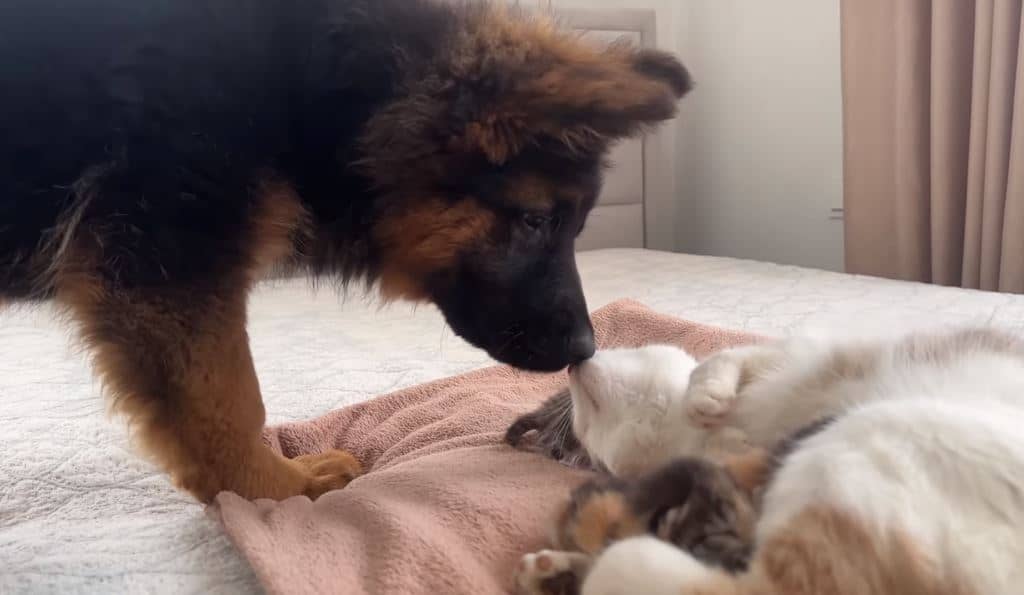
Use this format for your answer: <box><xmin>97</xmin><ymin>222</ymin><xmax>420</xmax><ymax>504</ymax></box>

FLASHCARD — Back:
<box><xmin>567</xmin><ymin>328</ymin><xmax>596</xmax><ymax>364</ymax></box>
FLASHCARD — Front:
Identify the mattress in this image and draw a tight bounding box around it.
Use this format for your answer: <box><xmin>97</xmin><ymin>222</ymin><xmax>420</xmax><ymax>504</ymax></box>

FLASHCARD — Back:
<box><xmin>4</xmin><ymin>248</ymin><xmax>1024</xmax><ymax>594</ymax></box>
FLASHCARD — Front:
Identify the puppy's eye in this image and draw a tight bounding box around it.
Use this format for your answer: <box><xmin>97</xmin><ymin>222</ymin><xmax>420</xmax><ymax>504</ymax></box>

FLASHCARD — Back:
<box><xmin>522</xmin><ymin>212</ymin><xmax>549</xmax><ymax>230</ymax></box>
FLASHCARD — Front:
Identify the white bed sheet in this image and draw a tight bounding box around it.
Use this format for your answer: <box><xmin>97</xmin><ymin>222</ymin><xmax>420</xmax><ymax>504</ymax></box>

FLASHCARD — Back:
<box><xmin>4</xmin><ymin>248</ymin><xmax>1024</xmax><ymax>594</ymax></box>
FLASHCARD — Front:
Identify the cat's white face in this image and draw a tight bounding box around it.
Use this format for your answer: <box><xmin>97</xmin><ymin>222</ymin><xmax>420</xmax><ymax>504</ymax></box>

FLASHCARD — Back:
<box><xmin>568</xmin><ymin>345</ymin><xmax>699</xmax><ymax>477</ymax></box>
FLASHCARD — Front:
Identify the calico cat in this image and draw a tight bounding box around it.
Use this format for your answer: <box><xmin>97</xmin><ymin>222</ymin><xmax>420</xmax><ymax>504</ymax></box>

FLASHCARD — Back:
<box><xmin>513</xmin><ymin>328</ymin><xmax>1024</xmax><ymax>595</ymax></box>
<box><xmin>515</xmin><ymin>419</ymin><xmax>833</xmax><ymax>595</ymax></box>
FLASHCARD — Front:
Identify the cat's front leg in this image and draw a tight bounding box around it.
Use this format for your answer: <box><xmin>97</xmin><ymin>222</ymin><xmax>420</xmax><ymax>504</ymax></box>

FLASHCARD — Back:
<box><xmin>515</xmin><ymin>549</ymin><xmax>592</xmax><ymax>595</ymax></box>
<box><xmin>685</xmin><ymin>351</ymin><xmax>746</xmax><ymax>428</ymax></box>
<box><xmin>581</xmin><ymin>537</ymin><xmax>737</xmax><ymax>595</ymax></box>
<box><xmin>685</xmin><ymin>343</ymin><xmax>785</xmax><ymax>428</ymax></box>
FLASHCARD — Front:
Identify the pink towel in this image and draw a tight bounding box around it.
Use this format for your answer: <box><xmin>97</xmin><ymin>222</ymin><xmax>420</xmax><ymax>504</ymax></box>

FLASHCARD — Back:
<box><xmin>213</xmin><ymin>299</ymin><xmax>758</xmax><ymax>595</ymax></box>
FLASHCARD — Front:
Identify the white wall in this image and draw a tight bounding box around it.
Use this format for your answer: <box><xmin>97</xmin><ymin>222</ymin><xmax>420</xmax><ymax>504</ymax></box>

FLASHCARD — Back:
<box><xmin>675</xmin><ymin>0</ymin><xmax>845</xmax><ymax>271</ymax></box>
<box><xmin>551</xmin><ymin>0</ymin><xmax>844</xmax><ymax>271</ymax></box>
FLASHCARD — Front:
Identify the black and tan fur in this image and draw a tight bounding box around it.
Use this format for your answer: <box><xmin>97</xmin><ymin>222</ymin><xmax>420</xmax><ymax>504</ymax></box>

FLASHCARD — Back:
<box><xmin>0</xmin><ymin>0</ymin><xmax>690</xmax><ymax>502</ymax></box>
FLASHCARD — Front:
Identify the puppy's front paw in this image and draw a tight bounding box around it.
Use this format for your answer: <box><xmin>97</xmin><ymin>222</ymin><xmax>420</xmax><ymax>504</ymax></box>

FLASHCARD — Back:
<box><xmin>515</xmin><ymin>550</ymin><xmax>591</xmax><ymax>595</ymax></box>
<box><xmin>293</xmin><ymin>449</ymin><xmax>363</xmax><ymax>499</ymax></box>
<box><xmin>685</xmin><ymin>355</ymin><xmax>743</xmax><ymax>428</ymax></box>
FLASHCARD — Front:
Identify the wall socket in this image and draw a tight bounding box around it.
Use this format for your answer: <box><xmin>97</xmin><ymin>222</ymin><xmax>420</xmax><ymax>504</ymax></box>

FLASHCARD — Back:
<box><xmin>828</xmin><ymin>207</ymin><xmax>844</xmax><ymax>221</ymax></box>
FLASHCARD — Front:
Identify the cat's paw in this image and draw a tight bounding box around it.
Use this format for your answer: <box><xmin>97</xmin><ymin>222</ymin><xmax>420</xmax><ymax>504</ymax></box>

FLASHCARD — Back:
<box><xmin>515</xmin><ymin>550</ymin><xmax>590</xmax><ymax>595</ymax></box>
<box><xmin>685</xmin><ymin>355</ymin><xmax>743</xmax><ymax>428</ymax></box>
<box><xmin>582</xmin><ymin>537</ymin><xmax>716</xmax><ymax>595</ymax></box>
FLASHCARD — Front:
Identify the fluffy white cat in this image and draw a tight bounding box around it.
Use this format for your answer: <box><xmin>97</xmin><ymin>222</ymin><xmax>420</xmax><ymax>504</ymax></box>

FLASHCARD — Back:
<box><xmin>518</xmin><ymin>328</ymin><xmax>1024</xmax><ymax>595</ymax></box>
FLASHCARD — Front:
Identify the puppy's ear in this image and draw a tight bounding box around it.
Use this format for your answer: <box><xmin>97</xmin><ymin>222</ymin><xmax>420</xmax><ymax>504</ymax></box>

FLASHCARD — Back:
<box><xmin>453</xmin><ymin>14</ymin><xmax>692</xmax><ymax>163</ymax></box>
<box><xmin>356</xmin><ymin>8</ymin><xmax>693</xmax><ymax>187</ymax></box>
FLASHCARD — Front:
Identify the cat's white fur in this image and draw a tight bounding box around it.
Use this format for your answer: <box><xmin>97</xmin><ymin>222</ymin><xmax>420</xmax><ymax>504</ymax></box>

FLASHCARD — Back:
<box><xmin>549</xmin><ymin>329</ymin><xmax>1024</xmax><ymax>594</ymax></box>
<box><xmin>568</xmin><ymin>344</ymin><xmax>701</xmax><ymax>478</ymax></box>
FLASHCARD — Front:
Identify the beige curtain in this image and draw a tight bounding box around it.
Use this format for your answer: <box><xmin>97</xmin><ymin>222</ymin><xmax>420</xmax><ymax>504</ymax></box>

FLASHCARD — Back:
<box><xmin>841</xmin><ymin>0</ymin><xmax>1024</xmax><ymax>292</ymax></box>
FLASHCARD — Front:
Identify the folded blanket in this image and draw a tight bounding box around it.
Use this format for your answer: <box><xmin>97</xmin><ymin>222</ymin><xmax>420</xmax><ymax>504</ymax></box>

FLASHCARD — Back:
<box><xmin>213</xmin><ymin>299</ymin><xmax>757</xmax><ymax>595</ymax></box>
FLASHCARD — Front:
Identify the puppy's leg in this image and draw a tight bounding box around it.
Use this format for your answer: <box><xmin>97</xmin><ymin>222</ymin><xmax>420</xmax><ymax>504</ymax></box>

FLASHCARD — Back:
<box><xmin>49</xmin><ymin>165</ymin><xmax>360</xmax><ymax>502</ymax></box>
<box><xmin>57</xmin><ymin>276</ymin><xmax>360</xmax><ymax>502</ymax></box>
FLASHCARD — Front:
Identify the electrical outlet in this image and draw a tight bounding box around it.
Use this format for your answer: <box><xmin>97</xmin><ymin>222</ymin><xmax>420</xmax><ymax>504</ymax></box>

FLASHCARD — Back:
<box><xmin>828</xmin><ymin>207</ymin><xmax>844</xmax><ymax>221</ymax></box>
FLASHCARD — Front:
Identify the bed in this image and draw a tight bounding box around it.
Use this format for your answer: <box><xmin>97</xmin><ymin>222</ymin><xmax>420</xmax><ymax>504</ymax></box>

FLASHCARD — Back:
<box><xmin>3</xmin><ymin>248</ymin><xmax>1024</xmax><ymax>594</ymax></box>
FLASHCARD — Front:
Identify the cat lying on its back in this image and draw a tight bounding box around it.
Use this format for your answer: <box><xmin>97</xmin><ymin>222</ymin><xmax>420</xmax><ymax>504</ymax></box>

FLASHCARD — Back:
<box><xmin>510</xmin><ymin>328</ymin><xmax>1024</xmax><ymax>595</ymax></box>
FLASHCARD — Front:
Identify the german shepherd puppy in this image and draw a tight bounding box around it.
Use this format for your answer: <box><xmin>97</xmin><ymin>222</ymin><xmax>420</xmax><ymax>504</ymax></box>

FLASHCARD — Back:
<box><xmin>0</xmin><ymin>0</ymin><xmax>690</xmax><ymax>502</ymax></box>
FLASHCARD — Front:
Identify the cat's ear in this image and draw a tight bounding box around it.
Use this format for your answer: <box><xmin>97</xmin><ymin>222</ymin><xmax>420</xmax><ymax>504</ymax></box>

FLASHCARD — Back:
<box><xmin>721</xmin><ymin>448</ymin><xmax>773</xmax><ymax>495</ymax></box>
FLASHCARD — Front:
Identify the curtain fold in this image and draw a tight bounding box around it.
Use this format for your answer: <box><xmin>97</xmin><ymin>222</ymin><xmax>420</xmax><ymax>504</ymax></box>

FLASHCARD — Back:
<box><xmin>842</xmin><ymin>0</ymin><xmax>1024</xmax><ymax>292</ymax></box>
